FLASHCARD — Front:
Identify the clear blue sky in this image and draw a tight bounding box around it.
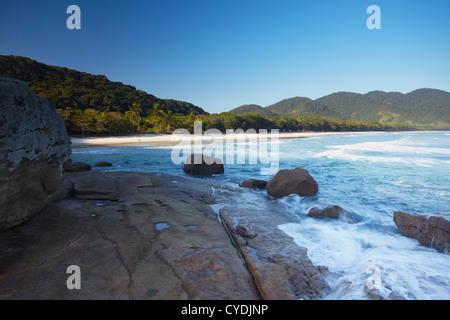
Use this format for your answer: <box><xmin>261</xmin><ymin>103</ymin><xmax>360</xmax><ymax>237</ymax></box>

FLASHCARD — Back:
<box><xmin>1</xmin><ymin>0</ymin><xmax>449</xmax><ymax>113</ymax></box>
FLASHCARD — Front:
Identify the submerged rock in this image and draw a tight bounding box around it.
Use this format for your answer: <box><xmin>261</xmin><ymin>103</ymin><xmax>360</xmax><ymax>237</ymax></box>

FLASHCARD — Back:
<box><xmin>266</xmin><ymin>167</ymin><xmax>318</xmax><ymax>198</ymax></box>
<box><xmin>393</xmin><ymin>211</ymin><xmax>449</xmax><ymax>253</ymax></box>
<box><xmin>308</xmin><ymin>206</ymin><xmax>342</xmax><ymax>219</ymax></box>
<box><xmin>308</xmin><ymin>205</ymin><xmax>360</xmax><ymax>223</ymax></box>
<box><xmin>239</xmin><ymin>179</ymin><xmax>267</xmax><ymax>190</ymax></box>
<box><xmin>0</xmin><ymin>76</ymin><xmax>71</xmax><ymax>230</ymax></box>
<box><xmin>183</xmin><ymin>154</ymin><xmax>224</xmax><ymax>176</ymax></box>
<box><xmin>64</xmin><ymin>160</ymin><xmax>91</xmax><ymax>172</ymax></box>
<box><xmin>94</xmin><ymin>161</ymin><xmax>112</xmax><ymax>167</ymax></box>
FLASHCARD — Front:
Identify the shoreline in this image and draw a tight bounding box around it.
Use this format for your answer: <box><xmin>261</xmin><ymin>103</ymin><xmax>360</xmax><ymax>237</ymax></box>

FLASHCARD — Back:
<box><xmin>70</xmin><ymin>131</ymin><xmax>418</xmax><ymax>148</ymax></box>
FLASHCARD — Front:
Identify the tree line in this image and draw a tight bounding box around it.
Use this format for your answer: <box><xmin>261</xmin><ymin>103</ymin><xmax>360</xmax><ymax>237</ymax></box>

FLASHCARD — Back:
<box><xmin>58</xmin><ymin>103</ymin><xmax>415</xmax><ymax>137</ymax></box>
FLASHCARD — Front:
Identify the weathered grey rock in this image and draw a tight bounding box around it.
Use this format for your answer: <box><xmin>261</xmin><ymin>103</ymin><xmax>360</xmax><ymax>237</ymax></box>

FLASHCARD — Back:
<box><xmin>93</xmin><ymin>161</ymin><xmax>112</xmax><ymax>167</ymax></box>
<box><xmin>393</xmin><ymin>211</ymin><xmax>449</xmax><ymax>253</ymax></box>
<box><xmin>0</xmin><ymin>172</ymin><xmax>260</xmax><ymax>300</ymax></box>
<box><xmin>239</xmin><ymin>179</ymin><xmax>267</xmax><ymax>190</ymax></box>
<box><xmin>266</xmin><ymin>167</ymin><xmax>318</xmax><ymax>198</ymax></box>
<box><xmin>183</xmin><ymin>154</ymin><xmax>224</xmax><ymax>175</ymax></box>
<box><xmin>0</xmin><ymin>76</ymin><xmax>71</xmax><ymax>230</ymax></box>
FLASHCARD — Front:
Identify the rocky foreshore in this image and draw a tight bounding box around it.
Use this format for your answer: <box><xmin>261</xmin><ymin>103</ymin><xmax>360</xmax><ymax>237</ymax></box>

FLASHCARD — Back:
<box><xmin>0</xmin><ymin>171</ymin><xmax>330</xmax><ymax>299</ymax></box>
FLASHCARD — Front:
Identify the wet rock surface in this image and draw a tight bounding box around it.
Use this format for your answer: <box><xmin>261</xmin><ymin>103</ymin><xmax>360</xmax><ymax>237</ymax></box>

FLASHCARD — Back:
<box><xmin>239</xmin><ymin>179</ymin><xmax>267</xmax><ymax>190</ymax></box>
<box><xmin>0</xmin><ymin>172</ymin><xmax>260</xmax><ymax>299</ymax></box>
<box><xmin>219</xmin><ymin>204</ymin><xmax>330</xmax><ymax>300</ymax></box>
<box><xmin>0</xmin><ymin>170</ymin><xmax>331</xmax><ymax>300</ymax></box>
<box><xmin>308</xmin><ymin>205</ymin><xmax>361</xmax><ymax>223</ymax></box>
<box><xmin>393</xmin><ymin>211</ymin><xmax>449</xmax><ymax>253</ymax></box>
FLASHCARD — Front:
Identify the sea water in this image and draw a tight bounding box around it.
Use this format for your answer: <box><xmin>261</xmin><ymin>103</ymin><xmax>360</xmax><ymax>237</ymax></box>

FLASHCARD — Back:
<box><xmin>72</xmin><ymin>131</ymin><xmax>450</xmax><ymax>299</ymax></box>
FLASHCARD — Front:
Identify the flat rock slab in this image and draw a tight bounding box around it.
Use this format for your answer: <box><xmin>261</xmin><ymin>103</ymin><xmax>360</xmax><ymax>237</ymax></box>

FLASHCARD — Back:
<box><xmin>0</xmin><ymin>172</ymin><xmax>259</xmax><ymax>300</ymax></box>
<box><xmin>219</xmin><ymin>204</ymin><xmax>330</xmax><ymax>300</ymax></box>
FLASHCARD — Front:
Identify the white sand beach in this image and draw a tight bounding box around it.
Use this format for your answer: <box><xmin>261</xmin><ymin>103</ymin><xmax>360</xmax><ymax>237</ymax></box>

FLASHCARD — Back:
<box><xmin>71</xmin><ymin>131</ymin><xmax>392</xmax><ymax>148</ymax></box>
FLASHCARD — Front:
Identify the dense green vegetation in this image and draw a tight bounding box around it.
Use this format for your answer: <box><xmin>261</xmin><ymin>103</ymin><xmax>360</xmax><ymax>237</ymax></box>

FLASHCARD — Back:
<box><xmin>231</xmin><ymin>90</ymin><xmax>450</xmax><ymax>129</ymax></box>
<box><xmin>0</xmin><ymin>55</ymin><xmax>207</xmax><ymax>116</ymax></box>
<box><xmin>0</xmin><ymin>55</ymin><xmax>430</xmax><ymax>136</ymax></box>
<box><xmin>56</xmin><ymin>104</ymin><xmax>413</xmax><ymax>136</ymax></box>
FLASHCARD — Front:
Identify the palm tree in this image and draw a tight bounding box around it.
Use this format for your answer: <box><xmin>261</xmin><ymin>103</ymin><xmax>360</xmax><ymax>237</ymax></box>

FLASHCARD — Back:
<box><xmin>146</xmin><ymin>103</ymin><xmax>163</xmax><ymax>133</ymax></box>
<box><xmin>162</xmin><ymin>110</ymin><xmax>175</xmax><ymax>133</ymax></box>
<box><xmin>124</xmin><ymin>103</ymin><xmax>142</xmax><ymax>133</ymax></box>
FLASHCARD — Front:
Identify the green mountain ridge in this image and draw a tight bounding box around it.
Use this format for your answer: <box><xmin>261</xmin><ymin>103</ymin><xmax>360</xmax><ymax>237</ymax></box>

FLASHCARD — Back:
<box><xmin>230</xmin><ymin>89</ymin><xmax>450</xmax><ymax>128</ymax></box>
<box><xmin>0</xmin><ymin>55</ymin><xmax>208</xmax><ymax>116</ymax></box>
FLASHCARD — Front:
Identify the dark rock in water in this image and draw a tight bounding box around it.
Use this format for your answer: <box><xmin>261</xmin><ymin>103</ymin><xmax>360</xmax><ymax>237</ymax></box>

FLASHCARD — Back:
<box><xmin>308</xmin><ymin>205</ymin><xmax>360</xmax><ymax>223</ymax></box>
<box><xmin>64</xmin><ymin>160</ymin><xmax>92</xmax><ymax>172</ymax></box>
<box><xmin>183</xmin><ymin>154</ymin><xmax>224</xmax><ymax>176</ymax></box>
<box><xmin>393</xmin><ymin>211</ymin><xmax>449</xmax><ymax>253</ymax></box>
<box><xmin>239</xmin><ymin>179</ymin><xmax>267</xmax><ymax>189</ymax></box>
<box><xmin>266</xmin><ymin>167</ymin><xmax>318</xmax><ymax>198</ymax></box>
<box><xmin>308</xmin><ymin>206</ymin><xmax>341</xmax><ymax>219</ymax></box>
<box><xmin>0</xmin><ymin>76</ymin><xmax>71</xmax><ymax>230</ymax></box>
<box><xmin>93</xmin><ymin>161</ymin><xmax>112</xmax><ymax>167</ymax></box>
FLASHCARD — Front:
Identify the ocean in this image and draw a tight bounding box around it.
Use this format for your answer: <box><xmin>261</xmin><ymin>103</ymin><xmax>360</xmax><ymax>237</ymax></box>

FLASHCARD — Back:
<box><xmin>72</xmin><ymin>131</ymin><xmax>450</xmax><ymax>300</ymax></box>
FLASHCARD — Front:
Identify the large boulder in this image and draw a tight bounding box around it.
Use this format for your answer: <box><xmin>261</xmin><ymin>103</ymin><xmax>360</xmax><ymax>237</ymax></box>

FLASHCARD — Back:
<box><xmin>0</xmin><ymin>76</ymin><xmax>71</xmax><ymax>230</ymax></box>
<box><xmin>393</xmin><ymin>211</ymin><xmax>449</xmax><ymax>253</ymax></box>
<box><xmin>183</xmin><ymin>154</ymin><xmax>224</xmax><ymax>176</ymax></box>
<box><xmin>266</xmin><ymin>167</ymin><xmax>318</xmax><ymax>198</ymax></box>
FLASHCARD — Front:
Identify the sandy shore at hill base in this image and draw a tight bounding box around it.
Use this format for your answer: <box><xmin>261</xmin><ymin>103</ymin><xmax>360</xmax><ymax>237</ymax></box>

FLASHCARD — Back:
<box><xmin>71</xmin><ymin>131</ymin><xmax>395</xmax><ymax>148</ymax></box>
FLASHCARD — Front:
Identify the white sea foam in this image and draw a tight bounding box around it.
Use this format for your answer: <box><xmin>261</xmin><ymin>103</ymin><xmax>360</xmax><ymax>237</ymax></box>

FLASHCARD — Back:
<box><xmin>279</xmin><ymin>220</ymin><xmax>450</xmax><ymax>300</ymax></box>
<box><xmin>314</xmin><ymin>138</ymin><xmax>450</xmax><ymax>167</ymax></box>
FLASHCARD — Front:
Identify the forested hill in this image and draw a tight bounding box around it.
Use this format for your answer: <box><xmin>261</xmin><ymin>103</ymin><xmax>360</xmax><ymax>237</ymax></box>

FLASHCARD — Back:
<box><xmin>230</xmin><ymin>89</ymin><xmax>450</xmax><ymax>129</ymax></box>
<box><xmin>229</xmin><ymin>104</ymin><xmax>277</xmax><ymax>117</ymax></box>
<box><xmin>0</xmin><ymin>55</ymin><xmax>207</xmax><ymax>116</ymax></box>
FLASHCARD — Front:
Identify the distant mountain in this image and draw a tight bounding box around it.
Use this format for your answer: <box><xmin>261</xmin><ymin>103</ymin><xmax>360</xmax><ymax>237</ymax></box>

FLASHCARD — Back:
<box><xmin>230</xmin><ymin>89</ymin><xmax>450</xmax><ymax>128</ymax></box>
<box><xmin>0</xmin><ymin>55</ymin><xmax>208</xmax><ymax>116</ymax></box>
<box><xmin>229</xmin><ymin>104</ymin><xmax>277</xmax><ymax>117</ymax></box>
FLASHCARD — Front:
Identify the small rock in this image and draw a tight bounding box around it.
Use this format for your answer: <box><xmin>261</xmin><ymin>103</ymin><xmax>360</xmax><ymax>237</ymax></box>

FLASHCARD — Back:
<box><xmin>308</xmin><ymin>206</ymin><xmax>342</xmax><ymax>219</ymax></box>
<box><xmin>94</xmin><ymin>161</ymin><xmax>112</xmax><ymax>167</ymax></box>
<box><xmin>239</xmin><ymin>179</ymin><xmax>267</xmax><ymax>189</ymax></box>
<box><xmin>307</xmin><ymin>205</ymin><xmax>360</xmax><ymax>223</ymax></box>
<box><xmin>64</xmin><ymin>161</ymin><xmax>92</xmax><ymax>173</ymax></box>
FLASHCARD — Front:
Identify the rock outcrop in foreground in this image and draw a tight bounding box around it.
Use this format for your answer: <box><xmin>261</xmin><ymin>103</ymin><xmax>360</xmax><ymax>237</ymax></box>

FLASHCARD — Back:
<box><xmin>0</xmin><ymin>171</ymin><xmax>330</xmax><ymax>299</ymax></box>
<box><xmin>266</xmin><ymin>167</ymin><xmax>318</xmax><ymax>198</ymax></box>
<box><xmin>0</xmin><ymin>172</ymin><xmax>259</xmax><ymax>299</ymax></box>
<box><xmin>0</xmin><ymin>76</ymin><xmax>71</xmax><ymax>230</ymax></box>
<box><xmin>219</xmin><ymin>205</ymin><xmax>330</xmax><ymax>300</ymax></box>
<box><xmin>393</xmin><ymin>211</ymin><xmax>449</xmax><ymax>253</ymax></box>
